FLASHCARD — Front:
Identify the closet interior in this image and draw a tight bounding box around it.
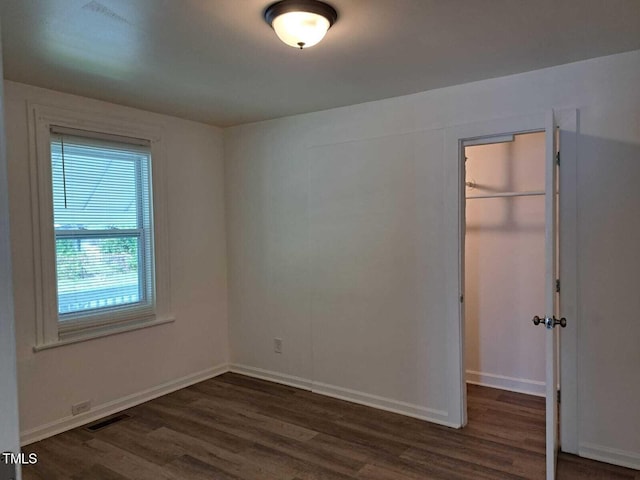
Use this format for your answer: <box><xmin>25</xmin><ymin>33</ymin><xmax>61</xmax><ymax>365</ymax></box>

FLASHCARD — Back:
<box><xmin>464</xmin><ymin>131</ymin><xmax>547</xmax><ymax>397</ymax></box>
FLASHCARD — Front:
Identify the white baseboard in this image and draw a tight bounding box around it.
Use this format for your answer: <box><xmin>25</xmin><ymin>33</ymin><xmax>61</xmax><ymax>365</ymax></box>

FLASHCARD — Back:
<box><xmin>579</xmin><ymin>442</ymin><xmax>640</xmax><ymax>471</ymax></box>
<box><xmin>228</xmin><ymin>364</ymin><xmax>312</xmax><ymax>390</ymax></box>
<box><xmin>312</xmin><ymin>381</ymin><xmax>455</xmax><ymax>427</ymax></box>
<box><xmin>466</xmin><ymin>370</ymin><xmax>545</xmax><ymax>397</ymax></box>
<box><xmin>229</xmin><ymin>363</ymin><xmax>456</xmax><ymax>428</ymax></box>
<box><xmin>20</xmin><ymin>363</ymin><xmax>229</xmax><ymax>446</ymax></box>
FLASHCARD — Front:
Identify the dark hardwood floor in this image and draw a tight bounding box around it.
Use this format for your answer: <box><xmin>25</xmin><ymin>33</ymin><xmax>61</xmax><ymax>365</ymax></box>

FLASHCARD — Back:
<box><xmin>22</xmin><ymin>373</ymin><xmax>639</xmax><ymax>479</ymax></box>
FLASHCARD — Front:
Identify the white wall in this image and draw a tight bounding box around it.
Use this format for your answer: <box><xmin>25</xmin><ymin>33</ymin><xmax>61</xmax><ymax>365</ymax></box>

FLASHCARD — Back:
<box><xmin>5</xmin><ymin>81</ymin><xmax>229</xmax><ymax>443</ymax></box>
<box><xmin>225</xmin><ymin>50</ymin><xmax>640</xmax><ymax>467</ymax></box>
<box><xmin>0</xmin><ymin>27</ymin><xmax>22</xmax><ymax>477</ymax></box>
<box><xmin>464</xmin><ymin>133</ymin><xmax>546</xmax><ymax>396</ymax></box>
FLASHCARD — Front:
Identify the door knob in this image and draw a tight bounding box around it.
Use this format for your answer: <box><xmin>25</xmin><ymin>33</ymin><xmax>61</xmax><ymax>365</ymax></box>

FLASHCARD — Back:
<box><xmin>532</xmin><ymin>316</ymin><xmax>567</xmax><ymax>329</ymax></box>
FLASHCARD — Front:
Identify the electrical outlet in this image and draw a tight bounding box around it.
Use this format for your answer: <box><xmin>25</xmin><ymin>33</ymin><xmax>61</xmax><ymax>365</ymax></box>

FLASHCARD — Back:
<box><xmin>71</xmin><ymin>400</ymin><xmax>92</xmax><ymax>416</ymax></box>
<box><xmin>274</xmin><ymin>337</ymin><xmax>283</xmax><ymax>354</ymax></box>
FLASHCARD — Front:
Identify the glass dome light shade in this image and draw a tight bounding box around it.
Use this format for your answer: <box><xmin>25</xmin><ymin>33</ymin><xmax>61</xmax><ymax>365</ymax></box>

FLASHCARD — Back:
<box><xmin>272</xmin><ymin>11</ymin><xmax>330</xmax><ymax>49</ymax></box>
<box><xmin>264</xmin><ymin>0</ymin><xmax>338</xmax><ymax>49</ymax></box>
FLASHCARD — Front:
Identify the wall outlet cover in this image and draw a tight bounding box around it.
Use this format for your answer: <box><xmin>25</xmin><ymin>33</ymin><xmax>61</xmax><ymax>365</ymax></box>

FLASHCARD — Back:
<box><xmin>71</xmin><ymin>400</ymin><xmax>92</xmax><ymax>416</ymax></box>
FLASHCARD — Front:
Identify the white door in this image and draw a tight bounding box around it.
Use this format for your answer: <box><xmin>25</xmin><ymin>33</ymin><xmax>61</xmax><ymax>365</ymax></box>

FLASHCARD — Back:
<box><xmin>544</xmin><ymin>109</ymin><xmax>561</xmax><ymax>479</ymax></box>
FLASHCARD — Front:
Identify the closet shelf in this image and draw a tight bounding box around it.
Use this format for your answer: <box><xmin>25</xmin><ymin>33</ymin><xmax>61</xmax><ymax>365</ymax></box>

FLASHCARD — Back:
<box><xmin>466</xmin><ymin>190</ymin><xmax>545</xmax><ymax>199</ymax></box>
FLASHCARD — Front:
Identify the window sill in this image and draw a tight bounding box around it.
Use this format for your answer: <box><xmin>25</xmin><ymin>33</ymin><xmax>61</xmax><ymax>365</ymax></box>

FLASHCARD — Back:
<box><xmin>32</xmin><ymin>316</ymin><xmax>175</xmax><ymax>352</ymax></box>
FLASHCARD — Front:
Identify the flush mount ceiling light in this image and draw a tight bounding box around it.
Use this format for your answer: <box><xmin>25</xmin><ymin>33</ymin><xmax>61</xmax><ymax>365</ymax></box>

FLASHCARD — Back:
<box><xmin>264</xmin><ymin>0</ymin><xmax>338</xmax><ymax>49</ymax></box>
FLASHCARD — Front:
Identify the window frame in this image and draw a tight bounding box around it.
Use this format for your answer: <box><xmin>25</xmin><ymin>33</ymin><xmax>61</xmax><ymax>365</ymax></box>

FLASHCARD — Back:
<box><xmin>29</xmin><ymin>104</ymin><xmax>172</xmax><ymax>348</ymax></box>
<box><xmin>50</xmin><ymin>130</ymin><xmax>155</xmax><ymax>328</ymax></box>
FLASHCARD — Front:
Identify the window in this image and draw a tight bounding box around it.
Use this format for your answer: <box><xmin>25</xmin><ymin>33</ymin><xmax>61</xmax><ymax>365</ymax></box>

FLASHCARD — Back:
<box><xmin>30</xmin><ymin>105</ymin><xmax>172</xmax><ymax>348</ymax></box>
<box><xmin>51</xmin><ymin>129</ymin><xmax>155</xmax><ymax>324</ymax></box>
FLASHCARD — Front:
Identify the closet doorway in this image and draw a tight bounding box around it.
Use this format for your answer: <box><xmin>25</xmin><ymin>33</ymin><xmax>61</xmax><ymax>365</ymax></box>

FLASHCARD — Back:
<box><xmin>462</xmin><ymin>131</ymin><xmax>548</xmax><ymax>475</ymax></box>
<box><xmin>450</xmin><ymin>110</ymin><xmax>574</xmax><ymax>480</ymax></box>
<box><xmin>464</xmin><ymin>131</ymin><xmax>546</xmax><ymax>401</ymax></box>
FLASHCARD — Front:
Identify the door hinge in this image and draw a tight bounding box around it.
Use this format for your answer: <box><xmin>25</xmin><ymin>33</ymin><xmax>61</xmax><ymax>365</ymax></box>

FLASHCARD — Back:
<box><xmin>556</xmin><ymin>152</ymin><xmax>560</xmax><ymax>165</ymax></box>
<box><xmin>460</xmin><ymin>295</ymin><xmax>464</xmax><ymax>303</ymax></box>
<box><xmin>557</xmin><ymin>389</ymin><xmax>561</xmax><ymax>404</ymax></box>
<box><xmin>556</xmin><ymin>279</ymin><xmax>561</xmax><ymax>293</ymax></box>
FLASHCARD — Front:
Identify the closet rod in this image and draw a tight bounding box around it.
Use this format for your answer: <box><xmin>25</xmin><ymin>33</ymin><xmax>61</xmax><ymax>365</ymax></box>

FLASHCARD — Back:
<box><xmin>466</xmin><ymin>190</ymin><xmax>545</xmax><ymax>200</ymax></box>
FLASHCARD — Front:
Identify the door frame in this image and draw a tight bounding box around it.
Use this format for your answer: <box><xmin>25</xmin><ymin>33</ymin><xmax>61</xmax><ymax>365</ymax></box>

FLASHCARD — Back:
<box><xmin>443</xmin><ymin>110</ymin><xmax>578</xmax><ymax>452</ymax></box>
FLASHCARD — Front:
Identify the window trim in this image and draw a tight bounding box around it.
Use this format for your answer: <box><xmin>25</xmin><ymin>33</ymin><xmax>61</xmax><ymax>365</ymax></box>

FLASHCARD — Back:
<box><xmin>29</xmin><ymin>103</ymin><xmax>173</xmax><ymax>349</ymax></box>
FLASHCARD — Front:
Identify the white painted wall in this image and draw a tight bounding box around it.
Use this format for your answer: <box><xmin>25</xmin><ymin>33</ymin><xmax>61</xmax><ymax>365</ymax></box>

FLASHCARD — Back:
<box><xmin>4</xmin><ymin>81</ymin><xmax>229</xmax><ymax>443</ymax></box>
<box><xmin>464</xmin><ymin>133</ymin><xmax>546</xmax><ymax>396</ymax></box>
<box><xmin>225</xmin><ymin>50</ymin><xmax>640</xmax><ymax>467</ymax></box>
<box><xmin>0</xmin><ymin>27</ymin><xmax>22</xmax><ymax>478</ymax></box>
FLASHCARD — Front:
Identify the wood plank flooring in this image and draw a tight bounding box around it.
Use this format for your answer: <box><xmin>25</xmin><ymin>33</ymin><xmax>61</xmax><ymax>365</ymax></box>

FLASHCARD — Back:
<box><xmin>21</xmin><ymin>373</ymin><xmax>639</xmax><ymax>479</ymax></box>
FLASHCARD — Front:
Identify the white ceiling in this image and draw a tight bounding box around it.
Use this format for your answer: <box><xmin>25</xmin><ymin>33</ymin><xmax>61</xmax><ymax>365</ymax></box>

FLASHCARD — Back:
<box><xmin>1</xmin><ymin>0</ymin><xmax>639</xmax><ymax>127</ymax></box>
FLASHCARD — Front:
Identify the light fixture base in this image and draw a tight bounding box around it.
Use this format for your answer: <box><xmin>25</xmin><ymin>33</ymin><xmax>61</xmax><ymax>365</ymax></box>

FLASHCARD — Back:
<box><xmin>264</xmin><ymin>0</ymin><xmax>338</xmax><ymax>28</ymax></box>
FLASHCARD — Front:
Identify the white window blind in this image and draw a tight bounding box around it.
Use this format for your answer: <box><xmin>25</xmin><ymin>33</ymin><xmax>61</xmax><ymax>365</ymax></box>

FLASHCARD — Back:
<box><xmin>50</xmin><ymin>129</ymin><xmax>155</xmax><ymax>324</ymax></box>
